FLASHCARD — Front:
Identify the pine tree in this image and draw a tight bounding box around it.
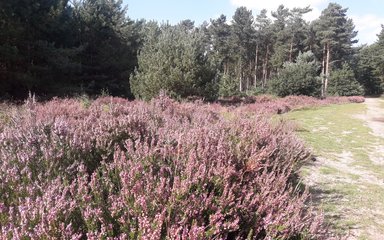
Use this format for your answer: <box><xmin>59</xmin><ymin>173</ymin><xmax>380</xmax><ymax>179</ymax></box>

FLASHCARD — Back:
<box><xmin>328</xmin><ymin>63</ymin><xmax>363</xmax><ymax>96</ymax></box>
<box><xmin>287</xmin><ymin>7</ymin><xmax>311</xmax><ymax>62</ymax></box>
<box><xmin>73</xmin><ymin>0</ymin><xmax>139</xmax><ymax>97</ymax></box>
<box><xmin>254</xmin><ymin>9</ymin><xmax>273</xmax><ymax>89</ymax></box>
<box><xmin>270</xmin><ymin>51</ymin><xmax>321</xmax><ymax>97</ymax></box>
<box><xmin>313</xmin><ymin>3</ymin><xmax>358</xmax><ymax>97</ymax></box>
<box><xmin>0</xmin><ymin>0</ymin><xmax>80</xmax><ymax>99</ymax></box>
<box><xmin>355</xmin><ymin>25</ymin><xmax>384</xmax><ymax>94</ymax></box>
<box><xmin>130</xmin><ymin>23</ymin><xmax>216</xmax><ymax>100</ymax></box>
<box><xmin>208</xmin><ymin>15</ymin><xmax>232</xmax><ymax>76</ymax></box>
<box><xmin>372</xmin><ymin>26</ymin><xmax>384</xmax><ymax>86</ymax></box>
<box><xmin>270</xmin><ymin>5</ymin><xmax>291</xmax><ymax>71</ymax></box>
<box><xmin>231</xmin><ymin>7</ymin><xmax>256</xmax><ymax>92</ymax></box>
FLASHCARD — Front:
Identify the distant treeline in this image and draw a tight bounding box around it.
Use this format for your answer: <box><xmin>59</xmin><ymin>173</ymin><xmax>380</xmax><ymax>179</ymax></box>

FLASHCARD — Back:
<box><xmin>1</xmin><ymin>0</ymin><xmax>383</xmax><ymax>100</ymax></box>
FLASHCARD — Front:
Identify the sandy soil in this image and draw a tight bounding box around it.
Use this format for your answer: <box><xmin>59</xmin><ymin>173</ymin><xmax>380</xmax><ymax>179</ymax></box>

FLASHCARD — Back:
<box><xmin>304</xmin><ymin>98</ymin><xmax>384</xmax><ymax>240</ymax></box>
<box><xmin>360</xmin><ymin>98</ymin><xmax>384</xmax><ymax>138</ymax></box>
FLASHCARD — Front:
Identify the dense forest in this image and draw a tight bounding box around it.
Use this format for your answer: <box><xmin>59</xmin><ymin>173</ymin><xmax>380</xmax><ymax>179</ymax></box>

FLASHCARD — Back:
<box><xmin>1</xmin><ymin>0</ymin><xmax>384</xmax><ymax>100</ymax></box>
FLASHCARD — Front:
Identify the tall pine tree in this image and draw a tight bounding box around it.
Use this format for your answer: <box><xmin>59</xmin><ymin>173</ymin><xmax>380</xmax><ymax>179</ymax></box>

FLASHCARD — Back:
<box><xmin>130</xmin><ymin>23</ymin><xmax>216</xmax><ymax>100</ymax></box>
<box><xmin>73</xmin><ymin>0</ymin><xmax>139</xmax><ymax>97</ymax></box>
<box><xmin>313</xmin><ymin>3</ymin><xmax>358</xmax><ymax>97</ymax></box>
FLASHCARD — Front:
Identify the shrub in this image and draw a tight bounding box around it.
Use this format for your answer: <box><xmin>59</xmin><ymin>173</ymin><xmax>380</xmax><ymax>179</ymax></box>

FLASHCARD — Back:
<box><xmin>328</xmin><ymin>63</ymin><xmax>364</xmax><ymax>96</ymax></box>
<box><xmin>235</xmin><ymin>95</ymin><xmax>364</xmax><ymax>116</ymax></box>
<box><xmin>130</xmin><ymin>24</ymin><xmax>216</xmax><ymax>101</ymax></box>
<box><xmin>0</xmin><ymin>96</ymin><xmax>331</xmax><ymax>239</ymax></box>
<box><xmin>218</xmin><ymin>74</ymin><xmax>242</xmax><ymax>97</ymax></box>
<box><xmin>270</xmin><ymin>51</ymin><xmax>322</xmax><ymax>97</ymax></box>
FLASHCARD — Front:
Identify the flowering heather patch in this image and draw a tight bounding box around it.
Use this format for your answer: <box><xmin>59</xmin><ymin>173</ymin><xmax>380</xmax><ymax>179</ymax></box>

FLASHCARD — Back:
<box><xmin>235</xmin><ymin>95</ymin><xmax>365</xmax><ymax>115</ymax></box>
<box><xmin>0</xmin><ymin>95</ymin><xmax>361</xmax><ymax>239</ymax></box>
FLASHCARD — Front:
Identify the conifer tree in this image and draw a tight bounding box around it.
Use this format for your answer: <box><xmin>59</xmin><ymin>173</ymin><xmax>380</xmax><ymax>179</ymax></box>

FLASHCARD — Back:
<box><xmin>231</xmin><ymin>7</ymin><xmax>256</xmax><ymax>92</ymax></box>
<box><xmin>73</xmin><ymin>0</ymin><xmax>139</xmax><ymax>97</ymax></box>
<box><xmin>355</xmin><ymin>25</ymin><xmax>384</xmax><ymax>94</ymax></box>
<box><xmin>254</xmin><ymin>9</ymin><xmax>273</xmax><ymax>89</ymax></box>
<box><xmin>270</xmin><ymin>51</ymin><xmax>321</xmax><ymax>97</ymax></box>
<box><xmin>328</xmin><ymin>63</ymin><xmax>363</xmax><ymax>96</ymax></box>
<box><xmin>130</xmin><ymin>23</ymin><xmax>215</xmax><ymax>100</ymax></box>
<box><xmin>313</xmin><ymin>3</ymin><xmax>358</xmax><ymax>97</ymax></box>
<box><xmin>0</xmin><ymin>0</ymin><xmax>79</xmax><ymax>98</ymax></box>
<box><xmin>208</xmin><ymin>15</ymin><xmax>232</xmax><ymax>76</ymax></box>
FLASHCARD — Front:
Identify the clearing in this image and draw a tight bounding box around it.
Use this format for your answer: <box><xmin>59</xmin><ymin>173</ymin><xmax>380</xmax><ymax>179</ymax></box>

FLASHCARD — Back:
<box><xmin>282</xmin><ymin>97</ymin><xmax>384</xmax><ymax>239</ymax></box>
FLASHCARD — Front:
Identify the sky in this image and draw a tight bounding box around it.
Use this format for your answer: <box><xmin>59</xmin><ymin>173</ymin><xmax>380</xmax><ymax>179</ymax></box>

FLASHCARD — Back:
<box><xmin>123</xmin><ymin>0</ymin><xmax>384</xmax><ymax>45</ymax></box>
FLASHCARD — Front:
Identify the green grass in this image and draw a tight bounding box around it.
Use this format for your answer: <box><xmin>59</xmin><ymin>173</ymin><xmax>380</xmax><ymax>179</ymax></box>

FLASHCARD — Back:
<box><xmin>279</xmin><ymin>102</ymin><xmax>384</xmax><ymax>238</ymax></box>
<box><xmin>319</xmin><ymin>166</ymin><xmax>339</xmax><ymax>175</ymax></box>
<box><xmin>287</xmin><ymin>104</ymin><xmax>372</xmax><ymax>155</ymax></box>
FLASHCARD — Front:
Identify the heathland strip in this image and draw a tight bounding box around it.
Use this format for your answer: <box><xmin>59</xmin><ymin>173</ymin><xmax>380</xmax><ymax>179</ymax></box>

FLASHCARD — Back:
<box><xmin>0</xmin><ymin>95</ymin><xmax>364</xmax><ymax>239</ymax></box>
<box><xmin>283</xmin><ymin>98</ymin><xmax>384</xmax><ymax>239</ymax></box>
<box><xmin>0</xmin><ymin>96</ymin><xmax>328</xmax><ymax>239</ymax></box>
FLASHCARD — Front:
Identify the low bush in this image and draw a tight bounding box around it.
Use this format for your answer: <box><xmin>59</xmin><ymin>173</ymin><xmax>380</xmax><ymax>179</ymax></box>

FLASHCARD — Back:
<box><xmin>328</xmin><ymin>64</ymin><xmax>364</xmax><ymax>96</ymax></box>
<box><xmin>0</xmin><ymin>95</ymin><xmax>344</xmax><ymax>239</ymax></box>
<box><xmin>236</xmin><ymin>95</ymin><xmax>365</xmax><ymax>115</ymax></box>
<box><xmin>270</xmin><ymin>51</ymin><xmax>322</xmax><ymax>97</ymax></box>
<box><xmin>218</xmin><ymin>74</ymin><xmax>242</xmax><ymax>98</ymax></box>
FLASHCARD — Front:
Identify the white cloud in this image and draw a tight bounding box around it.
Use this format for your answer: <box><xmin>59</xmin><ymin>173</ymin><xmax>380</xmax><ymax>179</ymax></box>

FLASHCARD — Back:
<box><xmin>230</xmin><ymin>0</ymin><xmax>323</xmax><ymax>10</ymax></box>
<box><xmin>351</xmin><ymin>14</ymin><xmax>384</xmax><ymax>45</ymax></box>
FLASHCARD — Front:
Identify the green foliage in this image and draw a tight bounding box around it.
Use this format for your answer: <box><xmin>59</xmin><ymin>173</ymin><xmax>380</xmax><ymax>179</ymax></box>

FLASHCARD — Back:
<box><xmin>355</xmin><ymin>46</ymin><xmax>384</xmax><ymax>95</ymax></box>
<box><xmin>218</xmin><ymin>74</ymin><xmax>241</xmax><ymax>97</ymax></box>
<box><xmin>328</xmin><ymin>63</ymin><xmax>364</xmax><ymax>96</ymax></box>
<box><xmin>130</xmin><ymin>23</ymin><xmax>216</xmax><ymax>100</ymax></box>
<box><xmin>270</xmin><ymin>51</ymin><xmax>321</xmax><ymax>97</ymax></box>
<box><xmin>0</xmin><ymin>1</ymin><xmax>379</xmax><ymax>101</ymax></box>
<box><xmin>270</xmin><ymin>5</ymin><xmax>291</xmax><ymax>69</ymax></box>
<box><xmin>313</xmin><ymin>3</ymin><xmax>358</xmax><ymax>66</ymax></box>
<box><xmin>231</xmin><ymin>7</ymin><xmax>255</xmax><ymax>61</ymax></box>
<box><xmin>208</xmin><ymin>15</ymin><xmax>233</xmax><ymax>76</ymax></box>
<box><xmin>246</xmin><ymin>86</ymin><xmax>268</xmax><ymax>96</ymax></box>
<box><xmin>73</xmin><ymin>0</ymin><xmax>139</xmax><ymax>97</ymax></box>
<box><xmin>0</xmin><ymin>0</ymin><xmax>79</xmax><ymax>99</ymax></box>
<box><xmin>354</xmin><ymin>26</ymin><xmax>384</xmax><ymax>95</ymax></box>
<box><xmin>0</xmin><ymin>0</ymin><xmax>139</xmax><ymax>99</ymax></box>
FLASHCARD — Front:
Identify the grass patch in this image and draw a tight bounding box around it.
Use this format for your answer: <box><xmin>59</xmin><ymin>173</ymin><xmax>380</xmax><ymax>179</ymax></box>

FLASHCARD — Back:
<box><xmin>284</xmin><ymin>103</ymin><xmax>371</xmax><ymax>154</ymax></box>
<box><xmin>279</xmin><ymin>101</ymin><xmax>384</xmax><ymax>238</ymax></box>
<box><xmin>319</xmin><ymin>166</ymin><xmax>339</xmax><ymax>175</ymax></box>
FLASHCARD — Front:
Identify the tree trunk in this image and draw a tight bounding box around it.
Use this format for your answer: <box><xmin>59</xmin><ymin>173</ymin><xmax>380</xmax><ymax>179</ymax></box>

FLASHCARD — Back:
<box><xmin>247</xmin><ymin>62</ymin><xmax>251</xmax><ymax>91</ymax></box>
<box><xmin>254</xmin><ymin>44</ymin><xmax>259</xmax><ymax>87</ymax></box>
<box><xmin>262</xmin><ymin>45</ymin><xmax>269</xmax><ymax>88</ymax></box>
<box><xmin>289</xmin><ymin>39</ymin><xmax>293</xmax><ymax>62</ymax></box>
<box><xmin>321</xmin><ymin>44</ymin><xmax>326</xmax><ymax>98</ymax></box>
<box><xmin>262</xmin><ymin>63</ymin><xmax>266</xmax><ymax>90</ymax></box>
<box><xmin>325</xmin><ymin>42</ymin><xmax>331</xmax><ymax>97</ymax></box>
<box><xmin>266</xmin><ymin>45</ymin><xmax>270</xmax><ymax>81</ymax></box>
<box><xmin>239</xmin><ymin>60</ymin><xmax>242</xmax><ymax>92</ymax></box>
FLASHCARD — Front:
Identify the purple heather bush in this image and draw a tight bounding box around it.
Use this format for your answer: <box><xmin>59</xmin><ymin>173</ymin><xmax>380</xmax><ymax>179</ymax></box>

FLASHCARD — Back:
<box><xmin>235</xmin><ymin>95</ymin><xmax>365</xmax><ymax>115</ymax></box>
<box><xmin>0</xmin><ymin>94</ymin><xmax>362</xmax><ymax>239</ymax></box>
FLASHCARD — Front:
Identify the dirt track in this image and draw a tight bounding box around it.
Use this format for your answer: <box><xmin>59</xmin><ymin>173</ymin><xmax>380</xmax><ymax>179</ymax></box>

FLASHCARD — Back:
<box><xmin>303</xmin><ymin>98</ymin><xmax>384</xmax><ymax>239</ymax></box>
<box><xmin>361</xmin><ymin>98</ymin><xmax>384</xmax><ymax>138</ymax></box>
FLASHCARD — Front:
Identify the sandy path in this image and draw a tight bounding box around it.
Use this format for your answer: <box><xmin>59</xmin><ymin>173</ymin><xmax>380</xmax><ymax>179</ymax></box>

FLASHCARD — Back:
<box><xmin>361</xmin><ymin>98</ymin><xmax>384</xmax><ymax>138</ymax></box>
<box><xmin>304</xmin><ymin>98</ymin><xmax>384</xmax><ymax>239</ymax></box>
<box><xmin>357</xmin><ymin>98</ymin><xmax>384</xmax><ymax>166</ymax></box>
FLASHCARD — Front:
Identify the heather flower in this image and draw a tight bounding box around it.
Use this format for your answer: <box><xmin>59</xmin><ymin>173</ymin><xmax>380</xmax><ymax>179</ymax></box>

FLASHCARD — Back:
<box><xmin>0</xmin><ymin>94</ymin><xmax>358</xmax><ymax>239</ymax></box>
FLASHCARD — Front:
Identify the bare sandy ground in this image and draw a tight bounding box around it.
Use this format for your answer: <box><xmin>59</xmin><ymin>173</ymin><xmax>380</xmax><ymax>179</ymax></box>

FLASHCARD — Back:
<box><xmin>361</xmin><ymin>98</ymin><xmax>384</xmax><ymax>138</ymax></box>
<box><xmin>304</xmin><ymin>98</ymin><xmax>384</xmax><ymax>240</ymax></box>
<box><xmin>359</xmin><ymin>98</ymin><xmax>384</xmax><ymax>169</ymax></box>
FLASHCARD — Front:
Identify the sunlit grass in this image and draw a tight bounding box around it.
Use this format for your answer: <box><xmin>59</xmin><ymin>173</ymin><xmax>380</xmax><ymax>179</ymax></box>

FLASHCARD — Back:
<box><xmin>279</xmin><ymin>101</ymin><xmax>384</xmax><ymax>237</ymax></box>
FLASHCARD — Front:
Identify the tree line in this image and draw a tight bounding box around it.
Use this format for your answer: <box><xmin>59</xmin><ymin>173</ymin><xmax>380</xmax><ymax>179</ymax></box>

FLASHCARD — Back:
<box><xmin>1</xmin><ymin>0</ymin><xmax>384</xmax><ymax>100</ymax></box>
